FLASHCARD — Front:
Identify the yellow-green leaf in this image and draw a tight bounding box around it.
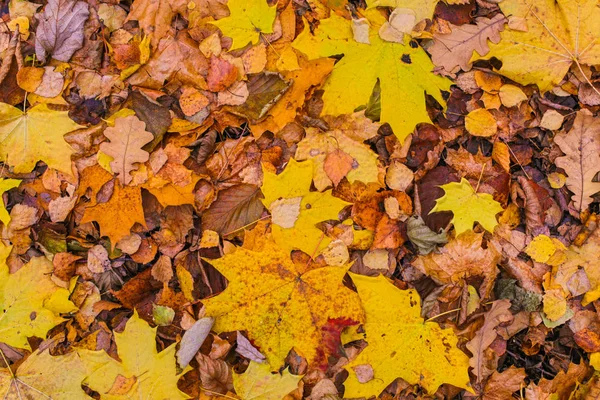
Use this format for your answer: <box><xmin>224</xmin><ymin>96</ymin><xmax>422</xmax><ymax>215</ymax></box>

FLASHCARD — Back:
<box><xmin>233</xmin><ymin>361</ymin><xmax>302</xmax><ymax>400</ymax></box>
<box><xmin>0</xmin><ymin>103</ymin><xmax>81</xmax><ymax>174</ymax></box>
<box><xmin>430</xmin><ymin>178</ymin><xmax>504</xmax><ymax>235</ymax></box>
<box><xmin>343</xmin><ymin>273</ymin><xmax>471</xmax><ymax>397</ymax></box>
<box><xmin>210</xmin><ymin>0</ymin><xmax>276</xmax><ymax>51</ymax></box>
<box><xmin>261</xmin><ymin>159</ymin><xmax>350</xmax><ymax>255</ymax></box>
<box><xmin>0</xmin><ymin>255</ymin><xmax>77</xmax><ymax>350</ymax></box>
<box><xmin>202</xmin><ymin>229</ymin><xmax>364</xmax><ymax>368</ymax></box>
<box><xmin>292</xmin><ymin>10</ymin><xmax>451</xmax><ymax>142</ymax></box>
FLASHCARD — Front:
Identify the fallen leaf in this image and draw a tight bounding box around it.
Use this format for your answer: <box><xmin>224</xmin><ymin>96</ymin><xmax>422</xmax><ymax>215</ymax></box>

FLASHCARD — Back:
<box><xmin>126</xmin><ymin>0</ymin><xmax>187</xmax><ymax>48</ymax></box>
<box><xmin>484</xmin><ymin>0</ymin><xmax>600</xmax><ymax>91</ymax></box>
<box><xmin>554</xmin><ymin>110</ymin><xmax>600</xmax><ymax>213</ymax></box>
<box><xmin>431</xmin><ymin>178</ymin><xmax>504</xmax><ymax>235</ymax></box>
<box><xmin>84</xmin><ymin>311</ymin><xmax>190</xmax><ymax>399</ymax></box>
<box><xmin>177</xmin><ymin>317</ymin><xmax>215</xmax><ymax>368</ymax></box>
<box><xmin>35</xmin><ymin>0</ymin><xmax>89</xmax><ymax>62</ymax></box>
<box><xmin>210</xmin><ymin>0</ymin><xmax>276</xmax><ymax>51</ymax></box>
<box><xmin>465</xmin><ymin>108</ymin><xmax>498</xmax><ymax>137</ymax></box>
<box><xmin>430</xmin><ymin>14</ymin><xmax>505</xmax><ymax>72</ymax></box>
<box><xmin>100</xmin><ymin>115</ymin><xmax>154</xmax><ymax>186</ymax></box>
<box><xmin>0</xmin><ymin>103</ymin><xmax>82</xmax><ymax>174</ymax></box>
<box><xmin>0</xmin><ymin>254</ymin><xmax>77</xmax><ymax>350</ymax></box>
<box><xmin>0</xmin><ymin>178</ymin><xmax>20</xmax><ymax>225</ymax></box>
<box><xmin>80</xmin><ymin>183</ymin><xmax>146</xmax><ymax>248</ymax></box>
<box><xmin>202</xmin><ymin>229</ymin><xmax>364</xmax><ymax>368</ymax></box>
<box><xmin>292</xmin><ymin>10</ymin><xmax>451</xmax><ymax>141</ymax></box>
<box><xmin>233</xmin><ymin>361</ymin><xmax>302</xmax><ymax>400</ymax></box>
<box><xmin>202</xmin><ymin>183</ymin><xmax>264</xmax><ymax>236</ymax></box>
<box><xmin>343</xmin><ymin>273</ymin><xmax>471</xmax><ymax>397</ymax></box>
<box><xmin>261</xmin><ymin>159</ymin><xmax>350</xmax><ymax>255</ymax></box>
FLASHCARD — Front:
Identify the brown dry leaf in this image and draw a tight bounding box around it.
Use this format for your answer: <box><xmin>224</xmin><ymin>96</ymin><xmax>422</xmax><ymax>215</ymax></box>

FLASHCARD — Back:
<box><xmin>100</xmin><ymin>115</ymin><xmax>154</xmax><ymax>186</ymax></box>
<box><xmin>81</xmin><ymin>183</ymin><xmax>146</xmax><ymax>248</ymax></box>
<box><xmin>554</xmin><ymin>110</ymin><xmax>600</xmax><ymax>213</ymax></box>
<box><xmin>126</xmin><ymin>0</ymin><xmax>188</xmax><ymax>48</ymax></box>
<box><xmin>128</xmin><ymin>33</ymin><xmax>208</xmax><ymax>90</ymax></box>
<box><xmin>35</xmin><ymin>0</ymin><xmax>89</xmax><ymax>62</ymax></box>
<box><xmin>201</xmin><ymin>184</ymin><xmax>264</xmax><ymax>236</ymax></box>
<box><xmin>430</xmin><ymin>14</ymin><xmax>505</xmax><ymax>72</ymax></box>
<box><xmin>482</xmin><ymin>366</ymin><xmax>526</xmax><ymax>400</ymax></box>
<box><xmin>196</xmin><ymin>353</ymin><xmax>233</xmax><ymax>394</ymax></box>
<box><xmin>412</xmin><ymin>231</ymin><xmax>501</xmax><ymax>299</ymax></box>
<box><xmin>323</xmin><ymin>148</ymin><xmax>354</xmax><ymax>187</ymax></box>
<box><xmin>466</xmin><ymin>299</ymin><xmax>513</xmax><ymax>384</ymax></box>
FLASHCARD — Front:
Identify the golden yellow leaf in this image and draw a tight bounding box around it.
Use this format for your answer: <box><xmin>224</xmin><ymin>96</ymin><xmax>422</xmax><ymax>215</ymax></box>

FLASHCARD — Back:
<box><xmin>292</xmin><ymin>10</ymin><xmax>451</xmax><ymax>142</ymax></box>
<box><xmin>483</xmin><ymin>0</ymin><xmax>600</xmax><ymax>91</ymax></box>
<box><xmin>80</xmin><ymin>183</ymin><xmax>146</xmax><ymax>249</ymax></box>
<box><xmin>430</xmin><ymin>178</ymin><xmax>504</xmax><ymax>235</ymax></box>
<box><xmin>0</xmin><ymin>350</ymin><xmax>93</xmax><ymax>399</ymax></box>
<box><xmin>343</xmin><ymin>274</ymin><xmax>471</xmax><ymax>397</ymax></box>
<box><xmin>83</xmin><ymin>311</ymin><xmax>190</xmax><ymax>399</ymax></box>
<box><xmin>261</xmin><ymin>159</ymin><xmax>350</xmax><ymax>255</ymax></box>
<box><xmin>233</xmin><ymin>361</ymin><xmax>302</xmax><ymax>400</ymax></box>
<box><xmin>0</xmin><ymin>254</ymin><xmax>77</xmax><ymax>350</ymax></box>
<box><xmin>202</xmin><ymin>230</ymin><xmax>364</xmax><ymax>368</ymax></box>
<box><xmin>210</xmin><ymin>0</ymin><xmax>276</xmax><ymax>51</ymax></box>
<box><xmin>0</xmin><ymin>103</ymin><xmax>81</xmax><ymax>174</ymax></box>
<box><xmin>367</xmin><ymin>0</ymin><xmax>438</xmax><ymax>24</ymax></box>
<box><xmin>525</xmin><ymin>234</ymin><xmax>567</xmax><ymax>266</ymax></box>
<box><xmin>465</xmin><ymin>108</ymin><xmax>498</xmax><ymax>137</ymax></box>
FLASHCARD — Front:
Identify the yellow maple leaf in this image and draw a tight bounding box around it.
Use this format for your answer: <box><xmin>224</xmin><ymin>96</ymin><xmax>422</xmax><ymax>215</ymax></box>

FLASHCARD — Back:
<box><xmin>0</xmin><ymin>254</ymin><xmax>77</xmax><ymax>350</ymax></box>
<box><xmin>292</xmin><ymin>10</ymin><xmax>451</xmax><ymax>142</ymax></box>
<box><xmin>295</xmin><ymin>129</ymin><xmax>380</xmax><ymax>192</ymax></box>
<box><xmin>261</xmin><ymin>159</ymin><xmax>350</xmax><ymax>255</ymax></box>
<box><xmin>83</xmin><ymin>311</ymin><xmax>190</xmax><ymax>399</ymax></box>
<box><xmin>202</xmin><ymin>230</ymin><xmax>364</xmax><ymax>368</ymax></box>
<box><xmin>0</xmin><ymin>350</ymin><xmax>93</xmax><ymax>399</ymax></box>
<box><xmin>0</xmin><ymin>179</ymin><xmax>20</xmax><ymax>225</ymax></box>
<box><xmin>233</xmin><ymin>361</ymin><xmax>302</xmax><ymax>400</ymax></box>
<box><xmin>0</xmin><ymin>103</ymin><xmax>82</xmax><ymax>174</ymax></box>
<box><xmin>483</xmin><ymin>0</ymin><xmax>600</xmax><ymax>91</ymax></box>
<box><xmin>80</xmin><ymin>183</ymin><xmax>146</xmax><ymax>249</ymax></box>
<box><xmin>430</xmin><ymin>178</ymin><xmax>504</xmax><ymax>235</ymax></box>
<box><xmin>343</xmin><ymin>273</ymin><xmax>471</xmax><ymax>397</ymax></box>
<box><xmin>210</xmin><ymin>0</ymin><xmax>276</xmax><ymax>51</ymax></box>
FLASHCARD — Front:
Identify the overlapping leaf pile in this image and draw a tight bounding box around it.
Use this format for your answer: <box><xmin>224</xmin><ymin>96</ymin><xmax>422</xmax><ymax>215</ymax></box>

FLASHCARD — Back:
<box><xmin>1</xmin><ymin>0</ymin><xmax>600</xmax><ymax>398</ymax></box>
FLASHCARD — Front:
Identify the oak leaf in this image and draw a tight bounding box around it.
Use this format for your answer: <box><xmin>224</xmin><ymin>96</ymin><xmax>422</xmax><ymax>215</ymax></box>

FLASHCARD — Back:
<box><xmin>100</xmin><ymin>115</ymin><xmax>154</xmax><ymax>186</ymax></box>
<box><xmin>261</xmin><ymin>159</ymin><xmax>350</xmax><ymax>255</ymax></box>
<box><xmin>430</xmin><ymin>14</ymin><xmax>505</xmax><ymax>72</ymax></box>
<box><xmin>292</xmin><ymin>10</ymin><xmax>451</xmax><ymax>141</ymax></box>
<box><xmin>210</xmin><ymin>0</ymin><xmax>276</xmax><ymax>51</ymax></box>
<box><xmin>484</xmin><ymin>0</ymin><xmax>600</xmax><ymax>91</ymax></box>
<box><xmin>35</xmin><ymin>0</ymin><xmax>89</xmax><ymax>62</ymax></box>
<box><xmin>554</xmin><ymin>110</ymin><xmax>600</xmax><ymax>213</ymax></box>
<box><xmin>0</xmin><ymin>103</ymin><xmax>82</xmax><ymax>174</ymax></box>
<box><xmin>431</xmin><ymin>178</ymin><xmax>504</xmax><ymax>235</ymax></box>
<box><xmin>0</xmin><ymin>254</ymin><xmax>78</xmax><ymax>350</ymax></box>
<box><xmin>83</xmin><ymin>311</ymin><xmax>190</xmax><ymax>399</ymax></box>
<box><xmin>295</xmin><ymin>129</ymin><xmax>380</xmax><ymax>191</ymax></box>
<box><xmin>202</xmin><ymin>230</ymin><xmax>364</xmax><ymax>368</ymax></box>
<box><xmin>0</xmin><ymin>350</ymin><xmax>94</xmax><ymax>399</ymax></box>
<box><xmin>343</xmin><ymin>274</ymin><xmax>471</xmax><ymax>397</ymax></box>
<box><xmin>80</xmin><ymin>183</ymin><xmax>146</xmax><ymax>249</ymax></box>
<box><xmin>233</xmin><ymin>361</ymin><xmax>302</xmax><ymax>400</ymax></box>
